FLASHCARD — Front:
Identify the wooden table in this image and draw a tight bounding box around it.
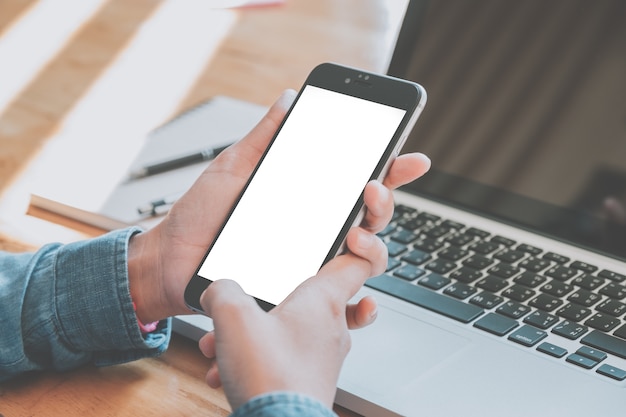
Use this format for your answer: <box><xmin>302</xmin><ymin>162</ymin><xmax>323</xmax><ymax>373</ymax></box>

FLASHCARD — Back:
<box><xmin>0</xmin><ymin>0</ymin><xmax>402</xmax><ymax>415</ymax></box>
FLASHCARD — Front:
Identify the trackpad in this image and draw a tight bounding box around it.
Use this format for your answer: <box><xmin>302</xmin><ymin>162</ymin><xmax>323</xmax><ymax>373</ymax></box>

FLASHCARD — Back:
<box><xmin>341</xmin><ymin>305</ymin><xmax>470</xmax><ymax>397</ymax></box>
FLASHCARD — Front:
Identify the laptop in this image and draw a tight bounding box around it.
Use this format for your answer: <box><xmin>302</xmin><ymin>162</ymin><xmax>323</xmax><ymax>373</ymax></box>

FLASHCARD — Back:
<box><xmin>175</xmin><ymin>0</ymin><xmax>626</xmax><ymax>415</ymax></box>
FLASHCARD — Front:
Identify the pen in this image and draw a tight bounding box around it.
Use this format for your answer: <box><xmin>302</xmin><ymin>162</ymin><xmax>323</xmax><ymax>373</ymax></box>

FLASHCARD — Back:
<box><xmin>128</xmin><ymin>143</ymin><xmax>232</xmax><ymax>180</ymax></box>
<box><xmin>137</xmin><ymin>192</ymin><xmax>183</xmax><ymax>216</ymax></box>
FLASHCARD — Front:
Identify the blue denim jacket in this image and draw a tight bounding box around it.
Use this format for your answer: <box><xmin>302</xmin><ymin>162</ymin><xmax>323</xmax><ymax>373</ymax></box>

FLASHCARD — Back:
<box><xmin>0</xmin><ymin>227</ymin><xmax>335</xmax><ymax>417</ymax></box>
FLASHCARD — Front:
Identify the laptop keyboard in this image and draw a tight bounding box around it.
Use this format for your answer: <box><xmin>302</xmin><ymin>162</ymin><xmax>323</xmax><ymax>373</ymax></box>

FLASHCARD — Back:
<box><xmin>366</xmin><ymin>204</ymin><xmax>626</xmax><ymax>381</ymax></box>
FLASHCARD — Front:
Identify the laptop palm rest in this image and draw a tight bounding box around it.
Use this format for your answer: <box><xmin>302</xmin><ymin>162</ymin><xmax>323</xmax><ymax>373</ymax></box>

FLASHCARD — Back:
<box><xmin>340</xmin><ymin>303</ymin><xmax>471</xmax><ymax>397</ymax></box>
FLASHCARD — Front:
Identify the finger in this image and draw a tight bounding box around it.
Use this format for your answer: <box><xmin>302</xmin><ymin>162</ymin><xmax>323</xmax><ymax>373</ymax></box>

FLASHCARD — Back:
<box><xmin>345</xmin><ymin>227</ymin><xmax>388</xmax><ymax>277</ymax></box>
<box><xmin>205</xmin><ymin>362</ymin><xmax>222</xmax><ymax>389</ymax></box>
<box><xmin>346</xmin><ymin>296</ymin><xmax>378</xmax><ymax>330</ymax></box>
<box><xmin>382</xmin><ymin>152</ymin><xmax>431</xmax><ymax>190</ymax></box>
<box><xmin>361</xmin><ymin>180</ymin><xmax>394</xmax><ymax>233</ymax></box>
<box><xmin>314</xmin><ymin>228</ymin><xmax>387</xmax><ymax>302</ymax></box>
<box><xmin>198</xmin><ymin>331</ymin><xmax>216</xmax><ymax>359</ymax></box>
<box><xmin>227</xmin><ymin>89</ymin><xmax>297</xmax><ymax>162</ymax></box>
<box><xmin>198</xmin><ymin>331</ymin><xmax>219</xmax><ymax>388</ymax></box>
<box><xmin>201</xmin><ymin>279</ymin><xmax>259</xmax><ymax>321</ymax></box>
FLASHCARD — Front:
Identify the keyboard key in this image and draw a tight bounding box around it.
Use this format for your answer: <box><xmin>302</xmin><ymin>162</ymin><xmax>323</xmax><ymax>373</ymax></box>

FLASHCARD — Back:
<box><xmin>541</xmin><ymin>280</ymin><xmax>573</xmax><ymax>297</ymax></box>
<box><xmin>488</xmin><ymin>262</ymin><xmax>520</xmax><ymax>279</ymax></box>
<box><xmin>570</xmin><ymin>261</ymin><xmax>598</xmax><ymax>274</ymax></box>
<box><xmin>523</xmin><ymin>310</ymin><xmax>559</xmax><ymax>329</ymax></box>
<box><xmin>599</xmin><ymin>282</ymin><xmax>626</xmax><ymax>300</ymax></box>
<box><xmin>581</xmin><ymin>330</ymin><xmax>626</xmax><ymax>359</ymax></box>
<box><xmin>366</xmin><ymin>274</ymin><xmax>484</xmax><ymax>323</ymax></box>
<box><xmin>441</xmin><ymin>219</ymin><xmax>464</xmax><ymax>230</ymax></box>
<box><xmin>463</xmin><ymin>254</ymin><xmax>495</xmax><ymax>270</ymax></box>
<box><xmin>397</xmin><ymin>216</ymin><xmax>427</xmax><ymax>230</ymax></box>
<box><xmin>470</xmin><ymin>291</ymin><xmax>504</xmax><ymax>309</ymax></box>
<box><xmin>571</xmin><ymin>273</ymin><xmax>604</xmax><ymax>291</ymax></box>
<box><xmin>393</xmin><ymin>265</ymin><xmax>426</xmax><ymax>281</ymax></box>
<box><xmin>413</xmin><ymin>238</ymin><xmax>444</xmax><ymax>253</ymax></box>
<box><xmin>491</xmin><ymin>235</ymin><xmax>516</xmax><ymax>247</ymax></box>
<box><xmin>502</xmin><ymin>284</ymin><xmax>535</xmax><ymax>302</ymax></box>
<box><xmin>423</xmin><ymin>225</ymin><xmax>450</xmax><ymax>238</ymax></box>
<box><xmin>468</xmin><ymin>242</ymin><xmax>499</xmax><ymax>255</ymax></box>
<box><xmin>545</xmin><ymin>265</ymin><xmax>577</xmax><ymax>281</ymax></box>
<box><xmin>537</xmin><ymin>342</ymin><xmax>568</xmax><ymax>358</ymax></box>
<box><xmin>390</xmin><ymin>229</ymin><xmax>418</xmax><ymax>244</ymax></box>
<box><xmin>519</xmin><ymin>257</ymin><xmax>551</xmax><ymax>272</ymax></box>
<box><xmin>576</xmin><ymin>346</ymin><xmax>607</xmax><ymax>362</ymax></box>
<box><xmin>566</xmin><ymin>353</ymin><xmax>598</xmax><ymax>369</ymax></box>
<box><xmin>597</xmin><ymin>364</ymin><xmax>626</xmax><ymax>381</ymax></box>
<box><xmin>493</xmin><ymin>249</ymin><xmax>525</xmax><ymax>263</ymax></box>
<box><xmin>474</xmin><ymin>313</ymin><xmax>519</xmax><ymax>336</ymax></box>
<box><xmin>466</xmin><ymin>227</ymin><xmax>490</xmax><ymax>238</ymax></box>
<box><xmin>445</xmin><ymin>233</ymin><xmax>475</xmax><ymax>247</ymax></box>
<box><xmin>394</xmin><ymin>204</ymin><xmax>417</xmax><ymax>215</ymax></box>
<box><xmin>516</xmin><ymin>244</ymin><xmax>542</xmax><ymax>256</ymax></box>
<box><xmin>377</xmin><ymin>224</ymin><xmax>396</xmax><ymax>237</ymax></box>
<box><xmin>496</xmin><ymin>301</ymin><xmax>531</xmax><ymax>319</ymax></box>
<box><xmin>425</xmin><ymin>259</ymin><xmax>457</xmax><ymax>275</ymax></box>
<box><xmin>596</xmin><ymin>299</ymin><xmax>626</xmax><ymax>317</ymax></box>
<box><xmin>552</xmin><ymin>320</ymin><xmax>588</xmax><ymax>340</ymax></box>
<box><xmin>401</xmin><ymin>249</ymin><xmax>432</xmax><ymax>265</ymax></box>
<box><xmin>386</xmin><ymin>257</ymin><xmax>401</xmax><ymax>272</ymax></box>
<box><xmin>514</xmin><ymin>271</ymin><xmax>546</xmax><ymax>288</ymax></box>
<box><xmin>416</xmin><ymin>211</ymin><xmax>440</xmax><ymax>223</ymax></box>
<box><xmin>443</xmin><ymin>283</ymin><xmax>477</xmax><ymax>300</ymax></box>
<box><xmin>584</xmin><ymin>313</ymin><xmax>621</xmax><ymax>332</ymax></box>
<box><xmin>418</xmin><ymin>273</ymin><xmax>450</xmax><ymax>290</ymax></box>
<box><xmin>528</xmin><ymin>293</ymin><xmax>563</xmax><ymax>312</ymax></box>
<box><xmin>450</xmin><ymin>267</ymin><xmax>483</xmax><ymax>283</ymax></box>
<box><xmin>508</xmin><ymin>325</ymin><xmax>547</xmax><ymax>347</ymax></box>
<box><xmin>598</xmin><ymin>269</ymin><xmax>626</xmax><ymax>283</ymax></box>
<box><xmin>556</xmin><ymin>303</ymin><xmax>592</xmax><ymax>321</ymax></box>
<box><xmin>614</xmin><ymin>324</ymin><xmax>626</xmax><ymax>340</ymax></box>
<box><xmin>543</xmin><ymin>252</ymin><xmax>570</xmax><ymax>264</ymax></box>
<box><xmin>567</xmin><ymin>289</ymin><xmax>601</xmax><ymax>307</ymax></box>
<box><xmin>386</xmin><ymin>241</ymin><xmax>407</xmax><ymax>257</ymax></box>
<box><xmin>438</xmin><ymin>246</ymin><xmax>468</xmax><ymax>261</ymax></box>
<box><xmin>476</xmin><ymin>275</ymin><xmax>508</xmax><ymax>292</ymax></box>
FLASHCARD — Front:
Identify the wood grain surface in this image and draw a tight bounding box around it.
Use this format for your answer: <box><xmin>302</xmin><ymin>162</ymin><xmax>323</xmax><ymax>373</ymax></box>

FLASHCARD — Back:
<box><xmin>0</xmin><ymin>1</ymin><xmax>402</xmax><ymax>415</ymax></box>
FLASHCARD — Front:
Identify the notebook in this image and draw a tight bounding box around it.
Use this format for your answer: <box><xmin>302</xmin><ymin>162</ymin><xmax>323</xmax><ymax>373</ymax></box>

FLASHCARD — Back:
<box><xmin>28</xmin><ymin>96</ymin><xmax>268</xmax><ymax>233</ymax></box>
<box><xmin>174</xmin><ymin>0</ymin><xmax>626</xmax><ymax>415</ymax></box>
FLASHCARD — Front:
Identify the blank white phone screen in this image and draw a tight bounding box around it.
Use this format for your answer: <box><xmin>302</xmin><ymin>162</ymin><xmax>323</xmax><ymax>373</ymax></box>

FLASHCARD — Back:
<box><xmin>197</xmin><ymin>85</ymin><xmax>406</xmax><ymax>305</ymax></box>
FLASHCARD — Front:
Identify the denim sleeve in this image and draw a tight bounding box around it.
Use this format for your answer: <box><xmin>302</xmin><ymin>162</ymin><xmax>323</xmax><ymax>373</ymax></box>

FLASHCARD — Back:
<box><xmin>230</xmin><ymin>393</ymin><xmax>338</xmax><ymax>417</ymax></box>
<box><xmin>0</xmin><ymin>227</ymin><xmax>170</xmax><ymax>382</ymax></box>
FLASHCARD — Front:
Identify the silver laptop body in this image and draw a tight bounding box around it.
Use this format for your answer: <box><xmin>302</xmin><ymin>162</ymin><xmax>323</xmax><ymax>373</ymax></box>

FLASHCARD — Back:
<box><xmin>177</xmin><ymin>1</ymin><xmax>626</xmax><ymax>415</ymax></box>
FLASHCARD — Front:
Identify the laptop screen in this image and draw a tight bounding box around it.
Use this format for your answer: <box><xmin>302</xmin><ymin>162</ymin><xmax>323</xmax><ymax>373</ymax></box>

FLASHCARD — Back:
<box><xmin>389</xmin><ymin>0</ymin><xmax>626</xmax><ymax>260</ymax></box>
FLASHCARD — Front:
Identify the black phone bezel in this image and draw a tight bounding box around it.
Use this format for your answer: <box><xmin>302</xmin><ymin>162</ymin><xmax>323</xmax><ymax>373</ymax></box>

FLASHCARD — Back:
<box><xmin>184</xmin><ymin>62</ymin><xmax>425</xmax><ymax>314</ymax></box>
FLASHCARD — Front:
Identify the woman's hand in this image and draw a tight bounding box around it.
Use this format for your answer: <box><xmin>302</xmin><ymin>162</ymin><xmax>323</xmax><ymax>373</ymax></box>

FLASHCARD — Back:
<box><xmin>127</xmin><ymin>89</ymin><xmax>431</xmax><ymax>328</ymax></box>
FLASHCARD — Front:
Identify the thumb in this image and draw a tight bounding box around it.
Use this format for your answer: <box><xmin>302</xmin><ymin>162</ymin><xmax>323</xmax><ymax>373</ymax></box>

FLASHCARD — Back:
<box><xmin>200</xmin><ymin>279</ymin><xmax>260</xmax><ymax>323</ymax></box>
<box><xmin>227</xmin><ymin>89</ymin><xmax>296</xmax><ymax>160</ymax></box>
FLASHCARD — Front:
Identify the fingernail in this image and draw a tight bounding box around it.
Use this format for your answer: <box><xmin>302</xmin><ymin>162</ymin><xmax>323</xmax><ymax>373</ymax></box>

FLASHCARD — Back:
<box><xmin>369</xmin><ymin>305</ymin><xmax>378</xmax><ymax>321</ymax></box>
<box><xmin>418</xmin><ymin>153</ymin><xmax>432</xmax><ymax>169</ymax></box>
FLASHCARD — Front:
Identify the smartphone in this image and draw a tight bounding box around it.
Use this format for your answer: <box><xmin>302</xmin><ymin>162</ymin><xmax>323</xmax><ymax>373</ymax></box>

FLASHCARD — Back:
<box><xmin>184</xmin><ymin>62</ymin><xmax>426</xmax><ymax>312</ymax></box>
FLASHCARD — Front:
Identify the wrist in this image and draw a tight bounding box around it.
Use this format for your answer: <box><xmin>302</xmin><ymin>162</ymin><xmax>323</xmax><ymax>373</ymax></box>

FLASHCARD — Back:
<box><xmin>127</xmin><ymin>229</ymin><xmax>166</xmax><ymax>323</ymax></box>
<box><xmin>132</xmin><ymin>301</ymin><xmax>159</xmax><ymax>333</ymax></box>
